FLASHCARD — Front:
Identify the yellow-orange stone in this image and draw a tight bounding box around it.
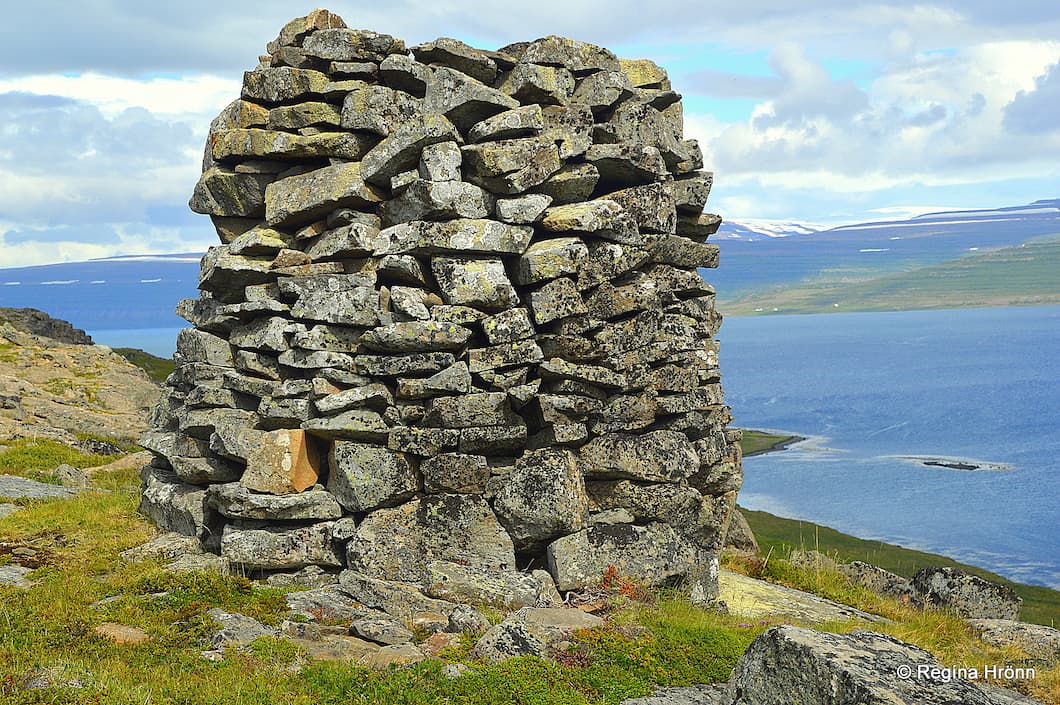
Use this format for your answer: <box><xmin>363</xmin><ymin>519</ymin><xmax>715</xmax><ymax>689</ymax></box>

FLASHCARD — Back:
<box><xmin>240</xmin><ymin>429</ymin><xmax>321</xmax><ymax>494</ymax></box>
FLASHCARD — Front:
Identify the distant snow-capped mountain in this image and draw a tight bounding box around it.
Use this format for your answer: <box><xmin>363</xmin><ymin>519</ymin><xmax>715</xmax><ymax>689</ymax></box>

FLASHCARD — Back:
<box><xmin>715</xmin><ymin>219</ymin><xmax>821</xmax><ymax>240</ymax></box>
<box><xmin>1</xmin><ymin>199</ymin><xmax>1057</xmax><ymax>332</ymax></box>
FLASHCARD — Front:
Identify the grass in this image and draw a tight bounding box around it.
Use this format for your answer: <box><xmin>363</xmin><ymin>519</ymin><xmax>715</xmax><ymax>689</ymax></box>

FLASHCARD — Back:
<box><xmin>722</xmin><ymin>237</ymin><xmax>1060</xmax><ymax>315</ymax></box>
<box><xmin>721</xmin><ymin>550</ymin><xmax>1058</xmax><ymax>703</ymax></box>
<box><xmin>112</xmin><ymin>348</ymin><xmax>175</xmax><ymax>385</ymax></box>
<box><xmin>741</xmin><ymin>507</ymin><xmax>1060</xmax><ymax>627</ymax></box>
<box><xmin>0</xmin><ymin>444</ymin><xmax>1056</xmax><ymax>704</ymax></box>
<box><xmin>0</xmin><ymin>438</ymin><xmax>126</xmax><ymax>482</ymax></box>
<box><xmin>737</xmin><ymin>430</ymin><xmax>801</xmax><ymax>457</ymax></box>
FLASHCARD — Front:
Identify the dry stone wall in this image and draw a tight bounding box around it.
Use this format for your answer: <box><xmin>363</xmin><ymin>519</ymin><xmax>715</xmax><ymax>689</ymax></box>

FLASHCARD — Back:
<box><xmin>141</xmin><ymin>9</ymin><xmax>744</xmax><ymax>607</ymax></box>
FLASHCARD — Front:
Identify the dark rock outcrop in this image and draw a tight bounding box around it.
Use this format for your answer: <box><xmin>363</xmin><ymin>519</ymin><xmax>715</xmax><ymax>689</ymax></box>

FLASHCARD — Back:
<box><xmin>0</xmin><ymin>308</ymin><xmax>93</xmax><ymax>345</ymax></box>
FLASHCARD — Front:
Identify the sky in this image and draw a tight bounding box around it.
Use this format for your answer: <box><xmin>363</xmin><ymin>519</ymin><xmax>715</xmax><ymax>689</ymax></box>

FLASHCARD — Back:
<box><xmin>1</xmin><ymin>1</ymin><xmax>1058</xmax><ymax>267</ymax></box>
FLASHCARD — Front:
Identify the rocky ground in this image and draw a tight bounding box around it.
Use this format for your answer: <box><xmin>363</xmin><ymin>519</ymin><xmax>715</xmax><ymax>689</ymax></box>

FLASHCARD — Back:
<box><xmin>0</xmin><ymin>319</ymin><xmax>160</xmax><ymax>443</ymax></box>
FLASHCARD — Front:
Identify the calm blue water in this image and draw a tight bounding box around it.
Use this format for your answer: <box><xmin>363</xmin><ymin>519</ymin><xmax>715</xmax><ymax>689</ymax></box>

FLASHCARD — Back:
<box><xmin>720</xmin><ymin>305</ymin><xmax>1060</xmax><ymax>588</ymax></box>
<box><xmin>89</xmin><ymin>327</ymin><xmax>182</xmax><ymax>358</ymax></box>
<box><xmin>89</xmin><ymin>306</ymin><xmax>1060</xmax><ymax>588</ymax></box>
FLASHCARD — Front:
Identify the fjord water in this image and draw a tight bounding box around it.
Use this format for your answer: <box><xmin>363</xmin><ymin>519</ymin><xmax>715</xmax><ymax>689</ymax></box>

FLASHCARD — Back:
<box><xmin>85</xmin><ymin>306</ymin><xmax>1060</xmax><ymax>588</ymax></box>
<box><xmin>720</xmin><ymin>305</ymin><xmax>1060</xmax><ymax>588</ymax></box>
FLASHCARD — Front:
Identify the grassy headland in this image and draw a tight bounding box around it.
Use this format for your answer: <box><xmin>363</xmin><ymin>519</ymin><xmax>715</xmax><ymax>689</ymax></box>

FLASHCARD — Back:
<box><xmin>738</xmin><ymin>430</ymin><xmax>804</xmax><ymax>456</ymax></box>
<box><xmin>721</xmin><ymin>237</ymin><xmax>1060</xmax><ymax>316</ymax></box>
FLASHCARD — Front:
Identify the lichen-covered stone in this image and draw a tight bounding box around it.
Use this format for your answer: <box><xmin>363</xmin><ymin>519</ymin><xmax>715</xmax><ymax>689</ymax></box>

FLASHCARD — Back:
<box><xmin>241</xmin><ymin>67</ymin><xmax>330</xmax><ymax>104</ymax></box>
<box><xmin>340</xmin><ymin>81</ymin><xmax>422</xmax><ymax>135</ymax></box>
<box><xmin>579</xmin><ymin>430</ymin><xmax>698</xmax><ymax>482</ymax></box>
<box><xmin>424</xmin><ymin>67</ymin><xmax>518</xmax><ymax>130</ymax></box>
<box><xmin>911</xmin><ymin>567</ymin><xmax>1022</xmax><ymax>620</ymax></box>
<box><xmin>208</xmin><ymin>483</ymin><xmax>342</xmax><ymax>521</ymax></box>
<box><xmin>301</xmin><ymin>29</ymin><xmax>405</xmax><ymax>62</ymax></box>
<box><xmin>328</xmin><ymin>442</ymin><xmax>418</xmax><ymax>513</ymax></box>
<box><xmin>212</xmin><ymin>129</ymin><xmax>376</xmax><ymax>162</ymax></box>
<box><xmin>345</xmin><ymin>494</ymin><xmax>516</xmax><ymax>584</ymax></box>
<box><xmin>360</xmin><ymin>113</ymin><xmax>462</xmax><ymax>185</ymax></box>
<box><xmin>190</xmin><ymin>168</ymin><xmax>273</xmax><ymax>218</ymax></box>
<box><xmin>421</xmin><ymin>453</ymin><xmax>490</xmax><ymax>494</ymax></box>
<box><xmin>468</xmin><ymin>105</ymin><xmax>544</xmax><ymax>143</ymax></box>
<box><xmin>728</xmin><ymin>626</ymin><xmax>1016</xmax><ymax>705</ymax></box>
<box><xmin>413</xmin><ymin>37</ymin><xmax>498</xmax><ymax>84</ymax></box>
<box><xmin>516</xmin><ymin>237</ymin><xmax>587</xmax><ymax>285</ymax></box>
<box><xmin>431</xmin><ymin>257</ymin><xmax>519</xmax><ymax>311</ymax></box>
<box><xmin>221</xmin><ymin>522</ymin><xmax>342</xmax><ymax>570</ymax></box>
<box><xmin>546</xmin><ymin>522</ymin><xmax>700</xmax><ymax>591</ymax></box>
<box><xmin>376</xmin><ymin>218</ymin><xmax>531</xmax><ymax>256</ymax></box>
<box><xmin>265</xmin><ymin>163</ymin><xmax>384</xmax><ymax>227</ymax></box>
<box><xmin>528</xmin><ymin>276</ymin><xmax>588</xmax><ymax>325</ymax></box>
<box><xmin>462</xmin><ymin>137</ymin><xmax>562</xmax><ymax>194</ymax></box>
<box><xmin>492</xmin><ymin>448</ymin><xmax>589</xmax><ymax>551</ymax></box>
<box><xmin>382</xmin><ymin>179</ymin><xmax>494</xmax><ymax>224</ymax></box>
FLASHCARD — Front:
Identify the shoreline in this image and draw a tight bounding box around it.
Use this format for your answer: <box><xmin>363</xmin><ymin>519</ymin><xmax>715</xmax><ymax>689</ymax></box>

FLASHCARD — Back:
<box><xmin>739</xmin><ymin>429</ymin><xmax>807</xmax><ymax>457</ymax></box>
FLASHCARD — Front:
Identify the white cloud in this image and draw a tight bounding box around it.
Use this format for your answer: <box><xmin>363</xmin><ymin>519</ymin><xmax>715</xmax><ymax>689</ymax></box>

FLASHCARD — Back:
<box><xmin>0</xmin><ymin>224</ymin><xmax>215</xmax><ymax>268</ymax></box>
<box><xmin>1005</xmin><ymin>61</ymin><xmax>1060</xmax><ymax>133</ymax></box>
<box><xmin>0</xmin><ymin>73</ymin><xmax>238</xmax><ymax>122</ymax></box>
<box><xmin>699</xmin><ymin>38</ymin><xmax>1060</xmax><ymax>199</ymax></box>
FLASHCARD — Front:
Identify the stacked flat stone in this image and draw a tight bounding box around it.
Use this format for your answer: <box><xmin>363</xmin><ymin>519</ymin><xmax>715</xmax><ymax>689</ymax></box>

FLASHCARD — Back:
<box><xmin>141</xmin><ymin>9</ymin><xmax>743</xmax><ymax>607</ymax></box>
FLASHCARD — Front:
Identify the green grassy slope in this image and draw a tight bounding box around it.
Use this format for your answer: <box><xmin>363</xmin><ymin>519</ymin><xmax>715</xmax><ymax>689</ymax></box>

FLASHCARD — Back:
<box><xmin>721</xmin><ymin>237</ymin><xmax>1060</xmax><ymax>315</ymax></box>
<box><xmin>741</xmin><ymin>507</ymin><xmax>1060</xmax><ymax>626</ymax></box>
<box><xmin>113</xmin><ymin>347</ymin><xmax>175</xmax><ymax>384</ymax></box>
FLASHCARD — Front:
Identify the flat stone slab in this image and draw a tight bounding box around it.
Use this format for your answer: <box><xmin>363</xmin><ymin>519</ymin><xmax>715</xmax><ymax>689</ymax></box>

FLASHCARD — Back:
<box><xmin>0</xmin><ymin>475</ymin><xmax>82</xmax><ymax>500</ymax></box>
<box><xmin>0</xmin><ymin>565</ymin><xmax>35</xmax><ymax>588</ymax></box>
<box><xmin>718</xmin><ymin>569</ymin><xmax>889</xmax><ymax>624</ymax></box>
<box><xmin>0</xmin><ymin>503</ymin><xmax>18</xmax><ymax>519</ymax></box>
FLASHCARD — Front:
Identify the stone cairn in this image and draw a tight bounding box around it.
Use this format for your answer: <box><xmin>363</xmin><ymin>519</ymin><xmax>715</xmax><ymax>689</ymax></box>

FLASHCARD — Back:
<box><xmin>140</xmin><ymin>9</ymin><xmax>743</xmax><ymax>611</ymax></box>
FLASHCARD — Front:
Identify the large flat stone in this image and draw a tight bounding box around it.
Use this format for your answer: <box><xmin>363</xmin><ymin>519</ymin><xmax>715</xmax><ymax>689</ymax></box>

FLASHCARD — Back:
<box><xmin>221</xmin><ymin>521</ymin><xmax>342</xmax><ymax>570</ymax></box>
<box><xmin>717</xmin><ymin>569</ymin><xmax>889</xmax><ymax>623</ymax></box>
<box><xmin>0</xmin><ymin>475</ymin><xmax>82</xmax><ymax>500</ymax></box>
<box><xmin>265</xmin><ymin>162</ymin><xmax>384</xmax><ymax>227</ymax></box>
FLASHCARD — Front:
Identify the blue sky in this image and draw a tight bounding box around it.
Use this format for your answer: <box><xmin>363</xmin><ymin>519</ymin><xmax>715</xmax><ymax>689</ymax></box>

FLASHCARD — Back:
<box><xmin>1</xmin><ymin>1</ymin><xmax>1058</xmax><ymax>266</ymax></box>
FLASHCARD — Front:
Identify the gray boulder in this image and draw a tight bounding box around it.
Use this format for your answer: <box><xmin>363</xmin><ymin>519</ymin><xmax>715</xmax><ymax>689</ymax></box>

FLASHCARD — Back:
<box><xmin>912</xmin><ymin>567</ymin><xmax>1022</xmax><ymax>620</ymax></box>
<box><xmin>968</xmin><ymin>619</ymin><xmax>1060</xmax><ymax>662</ymax></box>
<box><xmin>221</xmin><ymin>521</ymin><xmax>342</xmax><ymax>570</ymax></box>
<box><xmin>345</xmin><ymin>494</ymin><xmax>517</xmax><ymax>584</ymax></box>
<box><xmin>545</xmin><ymin>521</ymin><xmax>704</xmax><ymax>592</ymax></box>
<box><xmin>492</xmin><ymin>448</ymin><xmax>589</xmax><ymax>551</ymax></box>
<box><xmin>727</xmin><ymin>625</ymin><xmax>1032</xmax><ymax>705</ymax></box>
<box><xmin>839</xmin><ymin>561</ymin><xmax>914</xmax><ymax>601</ymax></box>
<box><xmin>327</xmin><ymin>442</ymin><xmax>418</xmax><ymax>513</ymax></box>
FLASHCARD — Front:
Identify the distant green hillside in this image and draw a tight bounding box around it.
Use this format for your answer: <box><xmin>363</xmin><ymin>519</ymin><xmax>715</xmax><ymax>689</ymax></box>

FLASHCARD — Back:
<box><xmin>113</xmin><ymin>347</ymin><xmax>174</xmax><ymax>384</ymax></box>
<box><xmin>721</xmin><ymin>237</ymin><xmax>1060</xmax><ymax>315</ymax></box>
<box><xmin>741</xmin><ymin>507</ymin><xmax>1060</xmax><ymax>626</ymax></box>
